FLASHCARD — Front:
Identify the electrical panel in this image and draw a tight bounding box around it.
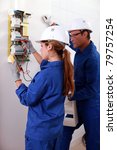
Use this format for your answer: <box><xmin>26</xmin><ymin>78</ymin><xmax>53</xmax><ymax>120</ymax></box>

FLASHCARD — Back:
<box><xmin>8</xmin><ymin>10</ymin><xmax>31</xmax><ymax>63</ymax></box>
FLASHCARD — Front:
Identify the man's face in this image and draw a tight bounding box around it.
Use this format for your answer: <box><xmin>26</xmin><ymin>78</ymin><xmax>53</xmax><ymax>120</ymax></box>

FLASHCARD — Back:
<box><xmin>69</xmin><ymin>30</ymin><xmax>84</xmax><ymax>49</ymax></box>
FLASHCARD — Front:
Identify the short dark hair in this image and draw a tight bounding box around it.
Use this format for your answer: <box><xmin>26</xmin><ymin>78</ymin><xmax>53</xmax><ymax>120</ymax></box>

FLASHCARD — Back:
<box><xmin>80</xmin><ymin>30</ymin><xmax>91</xmax><ymax>40</ymax></box>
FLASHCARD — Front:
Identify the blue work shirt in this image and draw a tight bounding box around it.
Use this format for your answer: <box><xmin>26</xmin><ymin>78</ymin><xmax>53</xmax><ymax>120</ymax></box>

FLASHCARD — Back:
<box><xmin>71</xmin><ymin>41</ymin><xmax>100</xmax><ymax>108</ymax></box>
<box><xmin>16</xmin><ymin>60</ymin><xmax>65</xmax><ymax>141</ymax></box>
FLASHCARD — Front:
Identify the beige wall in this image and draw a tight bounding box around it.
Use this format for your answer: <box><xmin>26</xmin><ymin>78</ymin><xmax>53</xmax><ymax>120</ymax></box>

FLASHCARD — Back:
<box><xmin>0</xmin><ymin>0</ymin><xmax>99</xmax><ymax>149</ymax></box>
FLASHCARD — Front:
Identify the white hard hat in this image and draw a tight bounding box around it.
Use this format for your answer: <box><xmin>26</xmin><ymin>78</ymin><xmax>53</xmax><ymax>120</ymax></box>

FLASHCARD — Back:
<box><xmin>68</xmin><ymin>18</ymin><xmax>92</xmax><ymax>32</ymax></box>
<box><xmin>38</xmin><ymin>26</ymin><xmax>70</xmax><ymax>45</ymax></box>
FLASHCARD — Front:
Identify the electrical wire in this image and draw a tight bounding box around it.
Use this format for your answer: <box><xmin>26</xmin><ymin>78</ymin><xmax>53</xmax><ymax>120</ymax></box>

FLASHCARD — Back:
<box><xmin>13</xmin><ymin>41</ymin><xmax>32</xmax><ymax>82</ymax></box>
<box><xmin>22</xmin><ymin>61</ymin><xmax>32</xmax><ymax>82</ymax></box>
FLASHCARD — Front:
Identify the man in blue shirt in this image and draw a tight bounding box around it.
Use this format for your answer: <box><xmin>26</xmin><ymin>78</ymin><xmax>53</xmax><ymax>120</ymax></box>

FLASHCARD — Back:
<box><xmin>60</xmin><ymin>18</ymin><xmax>100</xmax><ymax>150</ymax></box>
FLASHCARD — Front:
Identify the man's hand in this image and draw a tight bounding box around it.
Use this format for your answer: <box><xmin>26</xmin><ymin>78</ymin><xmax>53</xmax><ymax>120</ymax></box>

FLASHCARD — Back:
<box><xmin>68</xmin><ymin>93</ymin><xmax>72</xmax><ymax>101</ymax></box>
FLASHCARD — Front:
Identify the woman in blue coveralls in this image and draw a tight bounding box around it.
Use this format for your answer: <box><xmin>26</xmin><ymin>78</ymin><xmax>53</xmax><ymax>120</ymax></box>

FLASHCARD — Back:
<box><xmin>60</xmin><ymin>19</ymin><xmax>100</xmax><ymax>150</ymax></box>
<box><xmin>9</xmin><ymin>26</ymin><xmax>74</xmax><ymax>150</ymax></box>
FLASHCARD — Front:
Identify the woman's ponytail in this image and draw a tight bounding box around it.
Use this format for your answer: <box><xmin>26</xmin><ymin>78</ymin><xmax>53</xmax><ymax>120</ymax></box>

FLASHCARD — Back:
<box><xmin>62</xmin><ymin>49</ymin><xmax>74</xmax><ymax>96</ymax></box>
<box><xmin>43</xmin><ymin>40</ymin><xmax>74</xmax><ymax>96</ymax></box>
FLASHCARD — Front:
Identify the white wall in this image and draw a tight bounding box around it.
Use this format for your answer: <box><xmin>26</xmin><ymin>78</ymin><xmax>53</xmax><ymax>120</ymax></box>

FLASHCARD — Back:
<box><xmin>0</xmin><ymin>0</ymin><xmax>99</xmax><ymax>149</ymax></box>
<box><xmin>51</xmin><ymin>0</ymin><xmax>100</xmax><ymax>50</ymax></box>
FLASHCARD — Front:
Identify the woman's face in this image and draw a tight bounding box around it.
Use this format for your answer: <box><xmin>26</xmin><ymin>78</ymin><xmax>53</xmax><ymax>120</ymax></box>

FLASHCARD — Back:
<box><xmin>40</xmin><ymin>42</ymin><xmax>49</xmax><ymax>59</ymax></box>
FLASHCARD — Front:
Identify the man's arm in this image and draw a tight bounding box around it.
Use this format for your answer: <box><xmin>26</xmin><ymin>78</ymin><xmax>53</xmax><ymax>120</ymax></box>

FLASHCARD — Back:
<box><xmin>72</xmin><ymin>56</ymin><xmax>100</xmax><ymax>101</ymax></box>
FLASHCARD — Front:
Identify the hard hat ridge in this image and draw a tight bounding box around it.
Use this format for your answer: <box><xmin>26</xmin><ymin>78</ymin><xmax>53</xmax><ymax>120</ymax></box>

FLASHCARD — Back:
<box><xmin>68</xmin><ymin>18</ymin><xmax>92</xmax><ymax>32</ymax></box>
<box><xmin>39</xmin><ymin>26</ymin><xmax>70</xmax><ymax>45</ymax></box>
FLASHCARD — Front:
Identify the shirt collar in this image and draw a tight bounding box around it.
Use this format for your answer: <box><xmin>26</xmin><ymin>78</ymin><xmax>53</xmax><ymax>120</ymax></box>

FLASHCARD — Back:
<box><xmin>76</xmin><ymin>41</ymin><xmax>94</xmax><ymax>55</ymax></box>
<box><xmin>40</xmin><ymin>59</ymin><xmax>64</xmax><ymax>70</ymax></box>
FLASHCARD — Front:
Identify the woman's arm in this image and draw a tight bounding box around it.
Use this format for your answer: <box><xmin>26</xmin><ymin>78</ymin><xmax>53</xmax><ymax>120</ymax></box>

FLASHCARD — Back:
<box><xmin>32</xmin><ymin>51</ymin><xmax>43</xmax><ymax>64</ymax></box>
<box><xmin>22</xmin><ymin>41</ymin><xmax>43</xmax><ymax>64</ymax></box>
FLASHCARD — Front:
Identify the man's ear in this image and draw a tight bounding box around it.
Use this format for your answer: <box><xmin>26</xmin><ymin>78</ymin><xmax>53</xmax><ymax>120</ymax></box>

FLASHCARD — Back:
<box><xmin>83</xmin><ymin>31</ymin><xmax>88</xmax><ymax>37</ymax></box>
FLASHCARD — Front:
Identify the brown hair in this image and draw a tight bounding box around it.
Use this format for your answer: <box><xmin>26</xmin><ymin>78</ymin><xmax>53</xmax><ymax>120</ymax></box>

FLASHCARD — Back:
<box><xmin>42</xmin><ymin>40</ymin><xmax>74</xmax><ymax>96</ymax></box>
<box><xmin>80</xmin><ymin>30</ymin><xmax>91</xmax><ymax>39</ymax></box>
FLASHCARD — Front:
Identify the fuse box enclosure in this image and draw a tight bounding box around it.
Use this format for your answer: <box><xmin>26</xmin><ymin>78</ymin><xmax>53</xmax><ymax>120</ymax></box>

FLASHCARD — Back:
<box><xmin>8</xmin><ymin>10</ymin><xmax>31</xmax><ymax>63</ymax></box>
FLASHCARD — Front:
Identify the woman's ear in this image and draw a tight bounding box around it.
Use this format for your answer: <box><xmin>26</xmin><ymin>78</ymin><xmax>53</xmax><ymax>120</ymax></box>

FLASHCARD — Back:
<box><xmin>47</xmin><ymin>43</ymin><xmax>53</xmax><ymax>51</ymax></box>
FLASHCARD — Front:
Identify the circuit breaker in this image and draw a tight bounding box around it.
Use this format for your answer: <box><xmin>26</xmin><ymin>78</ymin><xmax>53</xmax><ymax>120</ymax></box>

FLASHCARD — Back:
<box><xmin>8</xmin><ymin>10</ymin><xmax>31</xmax><ymax>63</ymax></box>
